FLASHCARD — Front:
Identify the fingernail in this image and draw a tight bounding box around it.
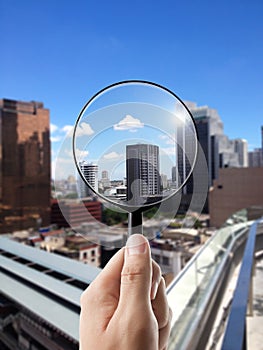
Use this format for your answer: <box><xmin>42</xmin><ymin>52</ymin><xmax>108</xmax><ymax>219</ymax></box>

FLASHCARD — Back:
<box><xmin>126</xmin><ymin>234</ymin><xmax>147</xmax><ymax>255</ymax></box>
<box><xmin>151</xmin><ymin>281</ymin><xmax>159</xmax><ymax>300</ymax></box>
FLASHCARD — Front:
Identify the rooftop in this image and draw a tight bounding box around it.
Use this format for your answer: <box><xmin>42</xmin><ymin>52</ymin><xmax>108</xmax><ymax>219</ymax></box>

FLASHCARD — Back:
<box><xmin>0</xmin><ymin>236</ymin><xmax>101</xmax><ymax>341</ymax></box>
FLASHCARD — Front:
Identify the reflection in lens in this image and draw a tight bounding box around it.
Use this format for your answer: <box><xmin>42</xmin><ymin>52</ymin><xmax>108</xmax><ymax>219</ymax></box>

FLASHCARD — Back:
<box><xmin>73</xmin><ymin>81</ymin><xmax>198</xmax><ymax>213</ymax></box>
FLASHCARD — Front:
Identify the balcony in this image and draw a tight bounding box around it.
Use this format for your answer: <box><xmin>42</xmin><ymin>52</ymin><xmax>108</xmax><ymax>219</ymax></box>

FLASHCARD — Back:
<box><xmin>167</xmin><ymin>207</ymin><xmax>263</xmax><ymax>349</ymax></box>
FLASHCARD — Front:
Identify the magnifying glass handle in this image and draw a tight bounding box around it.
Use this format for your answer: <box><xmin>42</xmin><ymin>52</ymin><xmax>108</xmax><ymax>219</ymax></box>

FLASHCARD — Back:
<box><xmin>128</xmin><ymin>210</ymin><xmax>143</xmax><ymax>236</ymax></box>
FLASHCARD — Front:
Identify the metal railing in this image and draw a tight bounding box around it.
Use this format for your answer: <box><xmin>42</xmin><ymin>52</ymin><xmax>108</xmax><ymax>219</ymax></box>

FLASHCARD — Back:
<box><xmin>166</xmin><ymin>207</ymin><xmax>263</xmax><ymax>350</ymax></box>
<box><xmin>167</xmin><ymin>221</ymin><xmax>251</xmax><ymax>350</ymax></box>
<box><xmin>221</xmin><ymin>220</ymin><xmax>258</xmax><ymax>350</ymax></box>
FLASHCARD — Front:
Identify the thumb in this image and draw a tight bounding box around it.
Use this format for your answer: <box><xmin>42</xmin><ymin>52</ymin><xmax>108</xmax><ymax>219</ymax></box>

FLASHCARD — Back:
<box><xmin>118</xmin><ymin>234</ymin><xmax>152</xmax><ymax>307</ymax></box>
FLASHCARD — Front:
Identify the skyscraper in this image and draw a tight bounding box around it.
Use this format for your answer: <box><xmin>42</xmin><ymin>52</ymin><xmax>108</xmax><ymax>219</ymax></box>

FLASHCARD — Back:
<box><xmin>248</xmin><ymin>126</ymin><xmax>263</xmax><ymax>168</ymax></box>
<box><xmin>171</xmin><ymin>166</ymin><xmax>177</xmax><ymax>183</ymax></box>
<box><xmin>248</xmin><ymin>149</ymin><xmax>262</xmax><ymax>167</ymax></box>
<box><xmin>176</xmin><ymin>121</ymin><xmax>197</xmax><ymax>193</ymax></box>
<box><xmin>101</xmin><ymin>170</ymin><xmax>108</xmax><ymax>179</ymax></box>
<box><xmin>181</xmin><ymin>104</ymin><xmax>221</xmax><ymax>213</ymax></box>
<box><xmin>79</xmin><ymin>161</ymin><xmax>98</xmax><ymax>197</ymax></box>
<box><xmin>126</xmin><ymin>144</ymin><xmax>161</xmax><ymax>205</ymax></box>
<box><xmin>0</xmin><ymin>99</ymin><xmax>50</xmax><ymax>233</ymax></box>
<box><xmin>186</xmin><ymin>102</ymin><xmax>242</xmax><ymax>179</ymax></box>
<box><xmin>234</xmin><ymin>139</ymin><xmax>248</xmax><ymax>167</ymax></box>
<box><xmin>100</xmin><ymin>169</ymin><xmax>111</xmax><ymax>190</ymax></box>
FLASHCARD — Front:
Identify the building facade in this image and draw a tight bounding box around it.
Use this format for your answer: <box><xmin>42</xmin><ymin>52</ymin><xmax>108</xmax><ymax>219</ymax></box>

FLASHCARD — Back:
<box><xmin>78</xmin><ymin>161</ymin><xmax>98</xmax><ymax>197</ymax></box>
<box><xmin>248</xmin><ymin>148</ymin><xmax>262</xmax><ymax>167</ymax></box>
<box><xmin>234</xmin><ymin>138</ymin><xmax>248</xmax><ymax>167</ymax></box>
<box><xmin>126</xmin><ymin>143</ymin><xmax>161</xmax><ymax>205</ymax></box>
<box><xmin>209</xmin><ymin>167</ymin><xmax>263</xmax><ymax>227</ymax></box>
<box><xmin>176</xmin><ymin>120</ymin><xmax>197</xmax><ymax>193</ymax></box>
<box><xmin>51</xmin><ymin>199</ymin><xmax>102</xmax><ymax>228</ymax></box>
<box><xmin>0</xmin><ymin>99</ymin><xmax>50</xmax><ymax>233</ymax></box>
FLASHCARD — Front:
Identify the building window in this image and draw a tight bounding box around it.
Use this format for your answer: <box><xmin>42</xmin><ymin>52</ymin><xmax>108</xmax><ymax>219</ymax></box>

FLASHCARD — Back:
<box><xmin>162</xmin><ymin>256</ymin><xmax>170</xmax><ymax>266</ymax></box>
<box><xmin>153</xmin><ymin>254</ymin><xmax>160</xmax><ymax>263</ymax></box>
<box><xmin>83</xmin><ymin>252</ymin><xmax>87</xmax><ymax>259</ymax></box>
<box><xmin>91</xmin><ymin>249</ymin><xmax>95</xmax><ymax>257</ymax></box>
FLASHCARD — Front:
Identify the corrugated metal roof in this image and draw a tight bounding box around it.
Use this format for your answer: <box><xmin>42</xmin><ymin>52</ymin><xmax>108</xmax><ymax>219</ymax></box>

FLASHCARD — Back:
<box><xmin>0</xmin><ymin>272</ymin><xmax>80</xmax><ymax>341</ymax></box>
<box><xmin>0</xmin><ymin>254</ymin><xmax>81</xmax><ymax>306</ymax></box>
<box><xmin>0</xmin><ymin>236</ymin><xmax>103</xmax><ymax>342</ymax></box>
<box><xmin>0</xmin><ymin>236</ymin><xmax>101</xmax><ymax>283</ymax></box>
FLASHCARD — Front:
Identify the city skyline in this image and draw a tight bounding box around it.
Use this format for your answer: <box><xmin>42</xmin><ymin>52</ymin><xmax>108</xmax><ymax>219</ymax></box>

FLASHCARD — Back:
<box><xmin>72</xmin><ymin>84</ymin><xmax>197</xmax><ymax>184</ymax></box>
<box><xmin>1</xmin><ymin>1</ymin><xmax>263</xmax><ymax>176</ymax></box>
<box><xmin>78</xmin><ymin>142</ymin><xmax>170</xmax><ymax>202</ymax></box>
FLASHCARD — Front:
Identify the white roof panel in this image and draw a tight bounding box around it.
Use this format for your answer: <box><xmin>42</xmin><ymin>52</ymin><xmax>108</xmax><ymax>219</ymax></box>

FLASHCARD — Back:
<box><xmin>0</xmin><ymin>236</ymin><xmax>101</xmax><ymax>284</ymax></box>
<box><xmin>0</xmin><ymin>272</ymin><xmax>79</xmax><ymax>341</ymax></box>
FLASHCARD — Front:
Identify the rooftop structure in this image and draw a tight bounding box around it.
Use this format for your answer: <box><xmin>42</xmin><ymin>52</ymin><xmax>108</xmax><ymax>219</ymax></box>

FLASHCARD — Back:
<box><xmin>0</xmin><ymin>236</ymin><xmax>101</xmax><ymax>349</ymax></box>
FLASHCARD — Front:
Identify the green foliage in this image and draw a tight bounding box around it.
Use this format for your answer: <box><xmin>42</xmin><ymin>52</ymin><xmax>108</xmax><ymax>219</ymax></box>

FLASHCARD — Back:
<box><xmin>143</xmin><ymin>206</ymin><xmax>159</xmax><ymax>219</ymax></box>
<box><xmin>168</xmin><ymin>222</ymin><xmax>182</xmax><ymax>228</ymax></box>
<box><xmin>194</xmin><ymin>220</ymin><xmax>202</xmax><ymax>229</ymax></box>
<box><xmin>64</xmin><ymin>193</ymin><xmax>78</xmax><ymax>199</ymax></box>
<box><xmin>102</xmin><ymin>208</ymin><xmax>128</xmax><ymax>226</ymax></box>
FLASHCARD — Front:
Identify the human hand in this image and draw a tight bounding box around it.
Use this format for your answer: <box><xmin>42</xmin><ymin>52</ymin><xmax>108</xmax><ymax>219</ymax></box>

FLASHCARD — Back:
<box><xmin>79</xmin><ymin>234</ymin><xmax>172</xmax><ymax>350</ymax></box>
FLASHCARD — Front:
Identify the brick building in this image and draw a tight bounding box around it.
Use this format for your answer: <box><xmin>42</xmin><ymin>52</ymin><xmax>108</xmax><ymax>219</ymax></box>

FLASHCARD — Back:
<box><xmin>209</xmin><ymin>167</ymin><xmax>263</xmax><ymax>227</ymax></box>
<box><xmin>51</xmin><ymin>199</ymin><xmax>102</xmax><ymax>228</ymax></box>
<box><xmin>0</xmin><ymin>99</ymin><xmax>50</xmax><ymax>233</ymax></box>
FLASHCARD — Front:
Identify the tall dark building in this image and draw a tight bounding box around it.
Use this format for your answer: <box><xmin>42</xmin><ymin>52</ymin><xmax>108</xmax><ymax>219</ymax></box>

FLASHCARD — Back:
<box><xmin>171</xmin><ymin>166</ymin><xmax>177</xmax><ymax>183</ymax></box>
<box><xmin>211</xmin><ymin>135</ymin><xmax>219</xmax><ymax>181</ymax></box>
<box><xmin>195</xmin><ymin>116</ymin><xmax>212</xmax><ymax>186</ymax></box>
<box><xmin>261</xmin><ymin>125</ymin><xmax>263</xmax><ymax>162</ymax></box>
<box><xmin>179</xmin><ymin>116</ymin><xmax>219</xmax><ymax>213</ymax></box>
<box><xmin>0</xmin><ymin>99</ymin><xmax>50</xmax><ymax>233</ymax></box>
<box><xmin>191</xmin><ymin>116</ymin><xmax>220</xmax><ymax>188</ymax></box>
<box><xmin>126</xmin><ymin>144</ymin><xmax>161</xmax><ymax>206</ymax></box>
<box><xmin>248</xmin><ymin>148</ymin><xmax>262</xmax><ymax>167</ymax></box>
<box><xmin>176</xmin><ymin>122</ymin><xmax>197</xmax><ymax>194</ymax></box>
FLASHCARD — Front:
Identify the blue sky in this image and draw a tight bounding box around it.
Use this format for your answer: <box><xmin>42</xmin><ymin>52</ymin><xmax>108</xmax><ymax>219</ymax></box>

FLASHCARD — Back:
<box><xmin>1</xmin><ymin>0</ymin><xmax>263</xmax><ymax>177</ymax></box>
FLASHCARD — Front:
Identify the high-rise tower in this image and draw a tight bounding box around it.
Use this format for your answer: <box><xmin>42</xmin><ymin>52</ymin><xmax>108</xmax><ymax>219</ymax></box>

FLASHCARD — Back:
<box><xmin>176</xmin><ymin>121</ymin><xmax>196</xmax><ymax>193</ymax></box>
<box><xmin>234</xmin><ymin>139</ymin><xmax>248</xmax><ymax>167</ymax></box>
<box><xmin>0</xmin><ymin>99</ymin><xmax>51</xmax><ymax>233</ymax></box>
<box><xmin>79</xmin><ymin>161</ymin><xmax>98</xmax><ymax>197</ymax></box>
<box><xmin>126</xmin><ymin>144</ymin><xmax>161</xmax><ymax>205</ymax></box>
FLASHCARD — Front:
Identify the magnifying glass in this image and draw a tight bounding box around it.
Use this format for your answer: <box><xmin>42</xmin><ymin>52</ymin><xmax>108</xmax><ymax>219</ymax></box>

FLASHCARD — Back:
<box><xmin>73</xmin><ymin>80</ymin><xmax>198</xmax><ymax>236</ymax></box>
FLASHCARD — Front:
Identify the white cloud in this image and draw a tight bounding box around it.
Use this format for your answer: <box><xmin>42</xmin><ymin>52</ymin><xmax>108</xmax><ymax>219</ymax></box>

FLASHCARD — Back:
<box><xmin>52</xmin><ymin>157</ymin><xmax>76</xmax><ymax>180</ymax></box>
<box><xmin>113</xmin><ymin>115</ymin><xmax>144</xmax><ymax>131</ymax></box>
<box><xmin>75</xmin><ymin>122</ymin><xmax>94</xmax><ymax>136</ymax></box>
<box><xmin>159</xmin><ymin>134</ymin><xmax>175</xmax><ymax>145</ymax></box>
<box><xmin>103</xmin><ymin>151</ymin><xmax>123</xmax><ymax>160</ymax></box>
<box><xmin>50</xmin><ymin>124</ymin><xmax>73</xmax><ymax>142</ymax></box>
<box><xmin>50</xmin><ymin>123</ymin><xmax>93</xmax><ymax>143</ymax></box>
<box><xmin>75</xmin><ymin>148</ymin><xmax>89</xmax><ymax>159</ymax></box>
<box><xmin>64</xmin><ymin>148</ymin><xmax>89</xmax><ymax>159</ymax></box>
<box><xmin>51</xmin><ymin>135</ymin><xmax>62</xmax><ymax>142</ymax></box>
<box><xmin>62</xmin><ymin>125</ymin><xmax>74</xmax><ymax>133</ymax></box>
<box><xmin>50</xmin><ymin>123</ymin><xmax>58</xmax><ymax>134</ymax></box>
<box><xmin>162</xmin><ymin>147</ymin><xmax>176</xmax><ymax>155</ymax></box>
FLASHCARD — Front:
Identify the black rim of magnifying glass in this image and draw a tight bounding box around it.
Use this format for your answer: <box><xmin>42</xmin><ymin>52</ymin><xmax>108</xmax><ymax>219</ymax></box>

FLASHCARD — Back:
<box><xmin>72</xmin><ymin>79</ymin><xmax>199</xmax><ymax>215</ymax></box>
